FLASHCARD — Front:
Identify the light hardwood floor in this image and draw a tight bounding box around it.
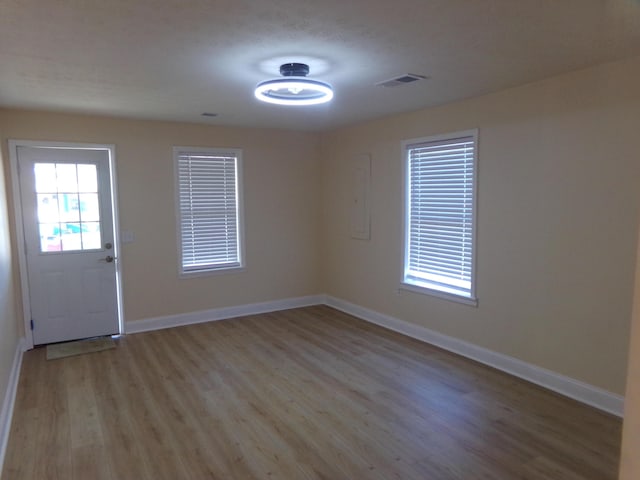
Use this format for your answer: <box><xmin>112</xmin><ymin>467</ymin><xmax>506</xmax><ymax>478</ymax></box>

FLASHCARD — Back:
<box><xmin>2</xmin><ymin>306</ymin><xmax>622</xmax><ymax>479</ymax></box>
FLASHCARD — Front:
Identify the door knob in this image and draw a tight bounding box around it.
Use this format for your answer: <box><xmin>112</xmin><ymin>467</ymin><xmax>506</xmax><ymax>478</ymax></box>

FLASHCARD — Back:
<box><xmin>105</xmin><ymin>255</ymin><xmax>114</xmax><ymax>263</ymax></box>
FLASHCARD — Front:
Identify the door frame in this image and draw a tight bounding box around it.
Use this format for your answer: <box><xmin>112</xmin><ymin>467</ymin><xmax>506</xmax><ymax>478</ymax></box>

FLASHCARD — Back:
<box><xmin>8</xmin><ymin>139</ymin><xmax>124</xmax><ymax>349</ymax></box>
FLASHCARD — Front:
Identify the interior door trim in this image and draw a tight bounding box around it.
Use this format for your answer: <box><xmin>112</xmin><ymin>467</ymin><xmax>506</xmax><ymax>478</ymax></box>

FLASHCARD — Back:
<box><xmin>8</xmin><ymin>140</ymin><xmax>124</xmax><ymax>349</ymax></box>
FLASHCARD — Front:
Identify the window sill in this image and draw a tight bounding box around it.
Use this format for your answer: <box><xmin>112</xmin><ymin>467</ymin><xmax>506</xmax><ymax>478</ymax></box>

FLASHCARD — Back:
<box><xmin>180</xmin><ymin>266</ymin><xmax>246</xmax><ymax>279</ymax></box>
<box><xmin>399</xmin><ymin>282</ymin><xmax>478</xmax><ymax>307</ymax></box>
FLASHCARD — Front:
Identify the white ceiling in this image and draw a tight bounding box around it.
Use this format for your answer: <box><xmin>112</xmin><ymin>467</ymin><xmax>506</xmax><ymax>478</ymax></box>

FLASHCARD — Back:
<box><xmin>1</xmin><ymin>0</ymin><xmax>640</xmax><ymax>131</ymax></box>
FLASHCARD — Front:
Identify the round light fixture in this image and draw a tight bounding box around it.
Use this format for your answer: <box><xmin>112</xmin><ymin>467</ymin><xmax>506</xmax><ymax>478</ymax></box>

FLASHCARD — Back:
<box><xmin>254</xmin><ymin>63</ymin><xmax>333</xmax><ymax>106</ymax></box>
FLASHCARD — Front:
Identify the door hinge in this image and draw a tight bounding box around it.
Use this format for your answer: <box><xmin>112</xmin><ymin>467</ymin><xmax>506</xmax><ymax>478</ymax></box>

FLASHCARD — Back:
<box><xmin>30</xmin><ymin>319</ymin><xmax>34</xmax><ymax>330</ymax></box>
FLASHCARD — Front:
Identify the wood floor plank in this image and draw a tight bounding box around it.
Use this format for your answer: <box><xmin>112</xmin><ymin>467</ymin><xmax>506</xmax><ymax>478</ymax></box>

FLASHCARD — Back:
<box><xmin>65</xmin><ymin>356</ymin><xmax>104</xmax><ymax>451</ymax></box>
<box><xmin>87</xmin><ymin>349</ymin><xmax>154</xmax><ymax>480</ymax></box>
<box><xmin>1</xmin><ymin>305</ymin><xmax>622</xmax><ymax>479</ymax></box>
<box><xmin>71</xmin><ymin>445</ymin><xmax>114</xmax><ymax>480</ymax></box>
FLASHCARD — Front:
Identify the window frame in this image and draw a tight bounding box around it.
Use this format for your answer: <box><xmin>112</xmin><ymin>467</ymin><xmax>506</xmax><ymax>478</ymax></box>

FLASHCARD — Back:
<box><xmin>401</xmin><ymin>129</ymin><xmax>478</xmax><ymax>306</ymax></box>
<box><xmin>174</xmin><ymin>146</ymin><xmax>245</xmax><ymax>277</ymax></box>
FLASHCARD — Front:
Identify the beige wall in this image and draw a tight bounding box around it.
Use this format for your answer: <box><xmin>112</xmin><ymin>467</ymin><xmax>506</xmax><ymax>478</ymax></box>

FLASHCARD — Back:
<box><xmin>1</xmin><ymin>57</ymin><xmax>638</xmax><ymax>398</ymax></box>
<box><xmin>320</xmin><ymin>56</ymin><xmax>640</xmax><ymax>395</ymax></box>
<box><xmin>0</xmin><ymin>140</ymin><xmax>19</xmax><ymax>415</ymax></box>
<box><xmin>619</xmin><ymin>222</ymin><xmax>640</xmax><ymax>479</ymax></box>
<box><xmin>0</xmin><ymin>111</ymin><xmax>321</xmax><ymax>323</ymax></box>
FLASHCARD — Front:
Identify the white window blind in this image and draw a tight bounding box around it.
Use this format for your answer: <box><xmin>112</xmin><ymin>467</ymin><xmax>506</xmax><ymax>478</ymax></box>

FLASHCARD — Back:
<box><xmin>175</xmin><ymin>148</ymin><xmax>243</xmax><ymax>274</ymax></box>
<box><xmin>403</xmin><ymin>131</ymin><xmax>477</xmax><ymax>301</ymax></box>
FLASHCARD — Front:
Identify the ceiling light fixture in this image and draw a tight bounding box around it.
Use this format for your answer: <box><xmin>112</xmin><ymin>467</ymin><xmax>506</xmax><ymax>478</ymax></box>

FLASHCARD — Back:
<box><xmin>254</xmin><ymin>63</ymin><xmax>333</xmax><ymax>106</ymax></box>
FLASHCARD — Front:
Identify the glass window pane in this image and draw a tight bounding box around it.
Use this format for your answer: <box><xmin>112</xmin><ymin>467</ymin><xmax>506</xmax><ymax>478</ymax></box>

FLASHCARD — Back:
<box><xmin>61</xmin><ymin>227</ymin><xmax>82</xmax><ymax>251</ymax></box>
<box><xmin>56</xmin><ymin>164</ymin><xmax>78</xmax><ymax>192</ymax></box>
<box><xmin>39</xmin><ymin>223</ymin><xmax>61</xmax><ymax>252</ymax></box>
<box><xmin>79</xmin><ymin>193</ymin><xmax>100</xmax><ymax>221</ymax></box>
<box><xmin>77</xmin><ymin>164</ymin><xmax>98</xmax><ymax>193</ymax></box>
<box><xmin>35</xmin><ymin>161</ymin><xmax>106</xmax><ymax>253</ymax></box>
<box><xmin>58</xmin><ymin>193</ymin><xmax>80</xmax><ymax>222</ymax></box>
<box><xmin>34</xmin><ymin>164</ymin><xmax>57</xmax><ymax>193</ymax></box>
<box><xmin>81</xmin><ymin>222</ymin><xmax>102</xmax><ymax>250</ymax></box>
<box><xmin>37</xmin><ymin>194</ymin><xmax>60</xmax><ymax>223</ymax></box>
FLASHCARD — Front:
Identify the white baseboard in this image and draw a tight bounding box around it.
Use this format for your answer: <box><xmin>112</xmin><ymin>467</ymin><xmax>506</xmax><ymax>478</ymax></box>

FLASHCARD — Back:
<box><xmin>122</xmin><ymin>293</ymin><xmax>623</xmax><ymax>416</ymax></box>
<box><xmin>0</xmin><ymin>337</ymin><xmax>26</xmax><ymax>473</ymax></box>
<box><xmin>325</xmin><ymin>296</ymin><xmax>624</xmax><ymax>417</ymax></box>
<box><xmin>125</xmin><ymin>295</ymin><xmax>325</xmax><ymax>334</ymax></box>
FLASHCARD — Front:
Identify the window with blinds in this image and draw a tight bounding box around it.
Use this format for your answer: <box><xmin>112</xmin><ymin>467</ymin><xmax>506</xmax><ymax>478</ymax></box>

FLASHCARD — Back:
<box><xmin>174</xmin><ymin>147</ymin><xmax>244</xmax><ymax>275</ymax></box>
<box><xmin>402</xmin><ymin>130</ymin><xmax>478</xmax><ymax>303</ymax></box>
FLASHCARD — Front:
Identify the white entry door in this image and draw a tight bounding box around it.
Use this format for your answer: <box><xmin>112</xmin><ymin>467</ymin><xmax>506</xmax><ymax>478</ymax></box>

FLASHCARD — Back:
<box><xmin>17</xmin><ymin>146</ymin><xmax>120</xmax><ymax>345</ymax></box>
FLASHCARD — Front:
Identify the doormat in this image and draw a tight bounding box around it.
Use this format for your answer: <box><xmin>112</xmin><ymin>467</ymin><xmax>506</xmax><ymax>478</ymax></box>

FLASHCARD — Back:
<box><xmin>46</xmin><ymin>336</ymin><xmax>116</xmax><ymax>360</ymax></box>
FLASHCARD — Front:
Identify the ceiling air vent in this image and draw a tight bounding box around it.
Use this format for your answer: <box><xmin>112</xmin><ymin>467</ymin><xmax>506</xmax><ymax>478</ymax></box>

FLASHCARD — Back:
<box><xmin>375</xmin><ymin>73</ymin><xmax>429</xmax><ymax>88</ymax></box>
